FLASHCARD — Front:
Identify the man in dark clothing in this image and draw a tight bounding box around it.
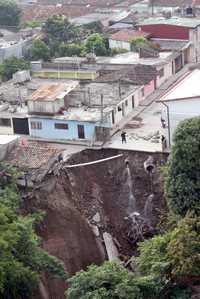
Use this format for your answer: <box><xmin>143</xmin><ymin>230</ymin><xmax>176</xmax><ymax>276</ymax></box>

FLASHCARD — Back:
<box><xmin>121</xmin><ymin>131</ymin><xmax>127</xmax><ymax>144</ymax></box>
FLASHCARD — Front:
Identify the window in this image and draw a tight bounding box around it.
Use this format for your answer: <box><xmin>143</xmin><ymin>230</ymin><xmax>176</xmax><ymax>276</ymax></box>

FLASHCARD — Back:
<box><xmin>159</xmin><ymin>68</ymin><xmax>164</xmax><ymax>78</ymax></box>
<box><xmin>125</xmin><ymin>100</ymin><xmax>128</xmax><ymax>106</ymax></box>
<box><xmin>31</xmin><ymin>121</ymin><xmax>42</xmax><ymax>130</ymax></box>
<box><xmin>0</xmin><ymin>118</ymin><xmax>11</xmax><ymax>127</ymax></box>
<box><xmin>55</xmin><ymin>123</ymin><xmax>68</xmax><ymax>130</ymax></box>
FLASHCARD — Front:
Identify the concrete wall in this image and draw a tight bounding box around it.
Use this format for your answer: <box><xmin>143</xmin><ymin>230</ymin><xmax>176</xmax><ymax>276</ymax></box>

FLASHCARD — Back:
<box><xmin>156</xmin><ymin>62</ymin><xmax>173</xmax><ymax>87</ymax></box>
<box><xmin>29</xmin><ymin>117</ymin><xmax>96</xmax><ymax>140</ymax></box>
<box><xmin>109</xmin><ymin>39</ymin><xmax>131</xmax><ymax>51</ymax></box>
<box><xmin>144</xmin><ymin>79</ymin><xmax>155</xmax><ymax>97</ymax></box>
<box><xmin>0</xmin><ymin>138</ymin><xmax>18</xmax><ymax>161</ymax></box>
<box><xmin>109</xmin><ymin>87</ymin><xmax>142</xmax><ymax>126</ymax></box>
<box><xmin>161</xmin><ymin>98</ymin><xmax>200</xmax><ymax>146</ymax></box>
<box><xmin>189</xmin><ymin>26</ymin><xmax>200</xmax><ymax>63</ymax></box>
<box><xmin>28</xmin><ymin>99</ymin><xmax>64</xmax><ymax>114</ymax></box>
<box><xmin>0</xmin><ymin>117</ymin><xmax>14</xmax><ymax>135</ymax></box>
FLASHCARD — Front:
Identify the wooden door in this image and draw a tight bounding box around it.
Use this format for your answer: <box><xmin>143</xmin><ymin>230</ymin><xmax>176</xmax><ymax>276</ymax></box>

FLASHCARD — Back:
<box><xmin>77</xmin><ymin>124</ymin><xmax>85</xmax><ymax>139</ymax></box>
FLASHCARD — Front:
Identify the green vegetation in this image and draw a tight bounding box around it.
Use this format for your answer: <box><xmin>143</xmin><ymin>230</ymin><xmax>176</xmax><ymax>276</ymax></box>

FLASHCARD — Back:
<box><xmin>23</xmin><ymin>20</ymin><xmax>41</xmax><ymax>29</ymax></box>
<box><xmin>0</xmin><ymin>0</ymin><xmax>21</xmax><ymax>27</ymax></box>
<box><xmin>131</xmin><ymin>37</ymin><xmax>159</xmax><ymax>52</ymax></box>
<box><xmin>165</xmin><ymin>117</ymin><xmax>200</xmax><ymax>216</ymax></box>
<box><xmin>58</xmin><ymin>43</ymin><xmax>83</xmax><ymax>57</ymax></box>
<box><xmin>0</xmin><ymin>56</ymin><xmax>30</xmax><ymax>81</ymax></box>
<box><xmin>66</xmin><ymin>261</ymin><xmax>156</xmax><ymax>299</ymax></box>
<box><xmin>30</xmin><ymin>39</ymin><xmax>51</xmax><ymax>61</ymax></box>
<box><xmin>43</xmin><ymin>15</ymin><xmax>80</xmax><ymax>44</ymax></box>
<box><xmin>0</xmin><ymin>164</ymin><xmax>66</xmax><ymax>298</ymax></box>
<box><xmin>84</xmin><ymin>33</ymin><xmax>108</xmax><ymax>56</ymax></box>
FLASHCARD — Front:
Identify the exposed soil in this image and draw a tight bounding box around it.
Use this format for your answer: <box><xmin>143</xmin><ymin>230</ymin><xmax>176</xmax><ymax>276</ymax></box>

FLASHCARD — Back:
<box><xmin>19</xmin><ymin>148</ymin><xmax>168</xmax><ymax>299</ymax></box>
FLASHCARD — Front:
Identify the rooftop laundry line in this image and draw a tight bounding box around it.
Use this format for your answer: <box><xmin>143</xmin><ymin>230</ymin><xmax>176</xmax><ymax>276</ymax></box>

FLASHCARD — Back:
<box><xmin>64</xmin><ymin>154</ymin><xmax>123</xmax><ymax>168</ymax></box>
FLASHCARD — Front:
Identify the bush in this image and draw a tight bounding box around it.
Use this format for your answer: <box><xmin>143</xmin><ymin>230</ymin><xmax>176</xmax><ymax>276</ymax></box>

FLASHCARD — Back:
<box><xmin>165</xmin><ymin>117</ymin><xmax>200</xmax><ymax>216</ymax></box>
<box><xmin>59</xmin><ymin>43</ymin><xmax>83</xmax><ymax>57</ymax></box>
<box><xmin>0</xmin><ymin>56</ymin><xmax>30</xmax><ymax>81</ymax></box>
<box><xmin>30</xmin><ymin>39</ymin><xmax>50</xmax><ymax>61</ymax></box>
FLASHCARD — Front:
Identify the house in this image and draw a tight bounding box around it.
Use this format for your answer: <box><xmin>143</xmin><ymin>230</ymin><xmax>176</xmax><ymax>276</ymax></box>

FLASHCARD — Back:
<box><xmin>95</xmin><ymin>51</ymin><xmax>181</xmax><ymax>87</ymax></box>
<box><xmin>97</xmin><ymin>64</ymin><xmax>158</xmax><ymax>101</ymax></box>
<box><xmin>28</xmin><ymin>81</ymin><xmax>143</xmax><ymax>143</ymax></box>
<box><xmin>139</xmin><ymin>17</ymin><xmax>200</xmax><ymax>63</ymax></box>
<box><xmin>157</xmin><ymin>69</ymin><xmax>200</xmax><ymax>147</ymax></box>
<box><xmin>109</xmin><ymin>29</ymin><xmax>151</xmax><ymax>51</ymax></box>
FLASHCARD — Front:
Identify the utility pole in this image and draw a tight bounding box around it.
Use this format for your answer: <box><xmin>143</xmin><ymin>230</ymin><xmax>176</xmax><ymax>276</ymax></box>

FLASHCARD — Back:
<box><xmin>100</xmin><ymin>94</ymin><xmax>104</xmax><ymax>123</ymax></box>
<box><xmin>151</xmin><ymin>0</ymin><xmax>154</xmax><ymax>16</ymax></box>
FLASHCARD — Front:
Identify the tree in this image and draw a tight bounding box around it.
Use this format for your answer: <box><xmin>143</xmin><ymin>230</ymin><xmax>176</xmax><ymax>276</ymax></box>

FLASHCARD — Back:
<box><xmin>0</xmin><ymin>164</ymin><xmax>67</xmax><ymax>298</ymax></box>
<box><xmin>0</xmin><ymin>0</ymin><xmax>21</xmax><ymax>27</ymax></box>
<box><xmin>66</xmin><ymin>262</ymin><xmax>142</xmax><ymax>299</ymax></box>
<box><xmin>30</xmin><ymin>39</ymin><xmax>50</xmax><ymax>61</ymax></box>
<box><xmin>165</xmin><ymin>117</ymin><xmax>200</xmax><ymax>216</ymax></box>
<box><xmin>167</xmin><ymin>215</ymin><xmax>200</xmax><ymax>279</ymax></box>
<box><xmin>43</xmin><ymin>15</ymin><xmax>79</xmax><ymax>44</ymax></box>
<box><xmin>58</xmin><ymin>43</ymin><xmax>83</xmax><ymax>57</ymax></box>
<box><xmin>0</xmin><ymin>56</ymin><xmax>30</xmax><ymax>81</ymax></box>
<box><xmin>84</xmin><ymin>33</ymin><xmax>108</xmax><ymax>56</ymax></box>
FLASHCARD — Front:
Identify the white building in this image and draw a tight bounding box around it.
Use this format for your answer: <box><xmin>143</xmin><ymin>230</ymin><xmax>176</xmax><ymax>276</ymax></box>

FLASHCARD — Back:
<box><xmin>158</xmin><ymin>69</ymin><xmax>200</xmax><ymax>147</ymax></box>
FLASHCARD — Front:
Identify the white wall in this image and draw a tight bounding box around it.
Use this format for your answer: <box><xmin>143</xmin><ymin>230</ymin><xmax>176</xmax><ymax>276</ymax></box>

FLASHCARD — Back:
<box><xmin>0</xmin><ymin>117</ymin><xmax>13</xmax><ymax>135</ymax></box>
<box><xmin>109</xmin><ymin>87</ymin><xmax>141</xmax><ymax>127</ymax></box>
<box><xmin>162</xmin><ymin>98</ymin><xmax>200</xmax><ymax>146</ymax></box>
<box><xmin>156</xmin><ymin>62</ymin><xmax>173</xmax><ymax>87</ymax></box>
<box><xmin>109</xmin><ymin>39</ymin><xmax>131</xmax><ymax>51</ymax></box>
<box><xmin>28</xmin><ymin>98</ymin><xmax>64</xmax><ymax>114</ymax></box>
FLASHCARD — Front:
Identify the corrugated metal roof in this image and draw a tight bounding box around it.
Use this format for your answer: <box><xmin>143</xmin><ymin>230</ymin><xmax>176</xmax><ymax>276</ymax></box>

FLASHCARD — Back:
<box><xmin>29</xmin><ymin>82</ymin><xmax>78</xmax><ymax>102</ymax></box>
<box><xmin>139</xmin><ymin>17</ymin><xmax>200</xmax><ymax>28</ymax></box>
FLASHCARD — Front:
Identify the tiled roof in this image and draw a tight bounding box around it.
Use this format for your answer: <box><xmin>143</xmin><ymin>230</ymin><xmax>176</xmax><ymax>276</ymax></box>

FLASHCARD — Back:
<box><xmin>98</xmin><ymin>64</ymin><xmax>158</xmax><ymax>85</ymax></box>
<box><xmin>109</xmin><ymin>29</ymin><xmax>150</xmax><ymax>42</ymax></box>
<box><xmin>5</xmin><ymin>140</ymin><xmax>59</xmax><ymax>169</ymax></box>
<box><xmin>21</xmin><ymin>4</ymin><xmax>94</xmax><ymax>22</ymax></box>
<box><xmin>151</xmin><ymin>38</ymin><xmax>190</xmax><ymax>51</ymax></box>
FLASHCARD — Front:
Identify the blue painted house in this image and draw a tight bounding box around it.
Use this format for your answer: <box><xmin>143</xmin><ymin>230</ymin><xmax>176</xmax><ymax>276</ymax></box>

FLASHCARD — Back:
<box><xmin>27</xmin><ymin>81</ymin><xmax>142</xmax><ymax>143</ymax></box>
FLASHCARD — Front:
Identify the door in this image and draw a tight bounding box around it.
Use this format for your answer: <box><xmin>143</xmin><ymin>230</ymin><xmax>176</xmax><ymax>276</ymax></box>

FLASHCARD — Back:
<box><xmin>77</xmin><ymin>124</ymin><xmax>85</xmax><ymax>139</ymax></box>
<box><xmin>13</xmin><ymin>118</ymin><xmax>29</xmax><ymax>135</ymax></box>
<box><xmin>122</xmin><ymin>102</ymin><xmax>125</xmax><ymax>116</ymax></box>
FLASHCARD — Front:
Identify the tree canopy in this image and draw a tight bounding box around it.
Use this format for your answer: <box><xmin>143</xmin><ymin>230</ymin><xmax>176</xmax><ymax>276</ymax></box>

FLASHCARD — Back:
<box><xmin>165</xmin><ymin>117</ymin><xmax>200</xmax><ymax>216</ymax></box>
<box><xmin>43</xmin><ymin>15</ymin><xmax>79</xmax><ymax>44</ymax></box>
<box><xmin>0</xmin><ymin>0</ymin><xmax>21</xmax><ymax>27</ymax></box>
<box><xmin>0</xmin><ymin>56</ymin><xmax>30</xmax><ymax>81</ymax></box>
<box><xmin>84</xmin><ymin>33</ymin><xmax>108</xmax><ymax>56</ymax></box>
<box><xmin>0</xmin><ymin>164</ymin><xmax>67</xmax><ymax>298</ymax></box>
<box><xmin>30</xmin><ymin>39</ymin><xmax>51</xmax><ymax>61</ymax></box>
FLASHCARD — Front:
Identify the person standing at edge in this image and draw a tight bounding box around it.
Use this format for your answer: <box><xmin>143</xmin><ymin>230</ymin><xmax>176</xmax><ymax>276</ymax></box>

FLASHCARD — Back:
<box><xmin>121</xmin><ymin>131</ymin><xmax>127</xmax><ymax>144</ymax></box>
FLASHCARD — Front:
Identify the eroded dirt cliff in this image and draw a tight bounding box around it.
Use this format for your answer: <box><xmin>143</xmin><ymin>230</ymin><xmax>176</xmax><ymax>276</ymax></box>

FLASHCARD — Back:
<box><xmin>7</xmin><ymin>146</ymin><xmax>167</xmax><ymax>299</ymax></box>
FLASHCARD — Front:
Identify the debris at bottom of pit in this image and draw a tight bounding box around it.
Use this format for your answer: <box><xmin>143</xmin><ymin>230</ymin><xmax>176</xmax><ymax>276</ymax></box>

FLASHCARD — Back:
<box><xmin>124</xmin><ymin>212</ymin><xmax>154</xmax><ymax>245</ymax></box>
